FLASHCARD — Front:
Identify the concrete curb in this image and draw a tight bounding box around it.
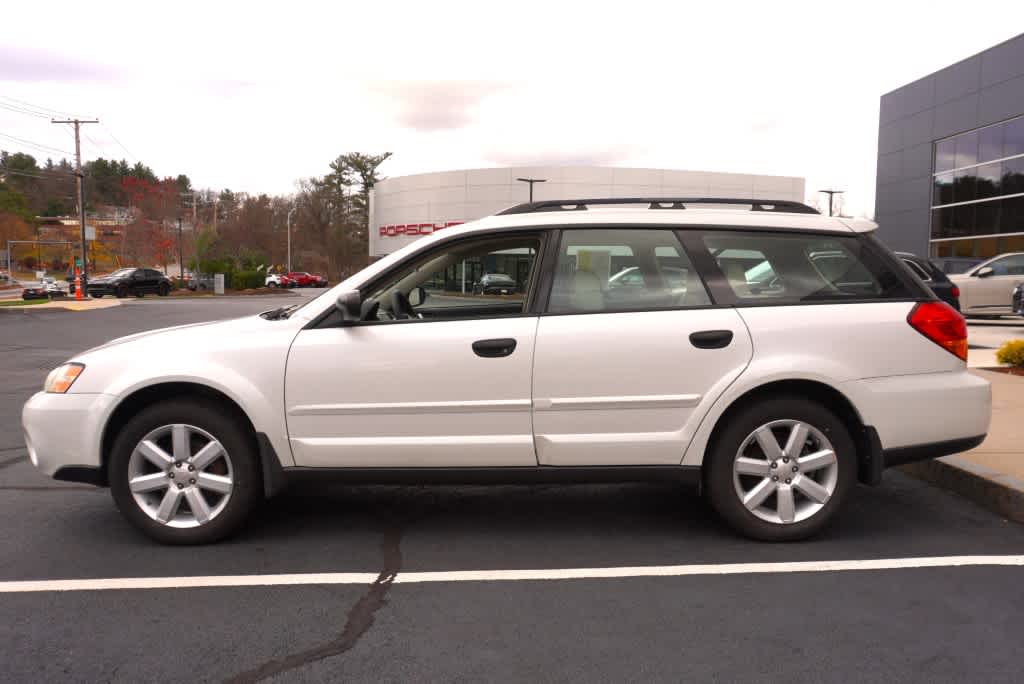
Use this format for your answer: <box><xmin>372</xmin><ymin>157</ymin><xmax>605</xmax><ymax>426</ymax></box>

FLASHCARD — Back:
<box><xmin>899</xmin><ymin>455</ymin><xmax>1024</xmax><ymax>523</ymax></box>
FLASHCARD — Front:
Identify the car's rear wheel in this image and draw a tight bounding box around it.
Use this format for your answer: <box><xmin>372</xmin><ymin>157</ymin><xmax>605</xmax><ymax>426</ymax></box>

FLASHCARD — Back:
<box><xmin>158</xmin><ymin>283</ymin><xmax>170</xmax><ymax>296</ymax></box>
<box><xmin>268</xmin><ymin>281</ymin><xmax>278</xmax><ymax>288</ymax></box>
<box><xmin>116</xmin><ymin>284</ymin><xmax>128</xmax><ymax>298</ymax></box>
<box><xmin>109</xmin><ymin>399</ymin><xmax>262</xmax><ymax>544</ymax></box>
<box><xmin>705</xmin><ymin>396</ymin><xmax>856</xmax><ymax>541</ymax></box>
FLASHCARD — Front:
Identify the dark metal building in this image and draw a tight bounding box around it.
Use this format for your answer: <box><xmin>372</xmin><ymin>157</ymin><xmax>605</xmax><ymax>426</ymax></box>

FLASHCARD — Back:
<box><xmin>875</xmin><ymin>33</ymin><xmax>1024</xmax><ymax>259</ymax></box>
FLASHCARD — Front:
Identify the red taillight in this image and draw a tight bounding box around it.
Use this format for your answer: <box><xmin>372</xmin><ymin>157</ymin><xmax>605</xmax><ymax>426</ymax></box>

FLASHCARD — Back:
<box><xmin>951</xmin><ymin>285</ymin><xmax>960</xmax><ymax>298</ymax></box>
<box><xmin>908</xmin><ymin>301</ymin><xmax>967</xmax><ymax>361</ymax></box>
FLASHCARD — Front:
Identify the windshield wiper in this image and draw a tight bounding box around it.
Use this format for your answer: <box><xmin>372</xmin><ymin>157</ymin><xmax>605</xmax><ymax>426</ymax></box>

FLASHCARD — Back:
<box><xmin>261</xmin><ymin>305</ymin><xmax>297</xmax><ymax>320</ymax></box>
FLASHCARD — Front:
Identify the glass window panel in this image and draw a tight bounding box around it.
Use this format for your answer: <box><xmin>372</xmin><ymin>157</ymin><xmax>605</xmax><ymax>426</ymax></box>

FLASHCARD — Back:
<box><xmin>935</xmin><ymin>139</ymin><xmax>957</xmax><ymax>173</ymax></box>
<box><xmin>549</xmin><ymin>229</ymin><xmax>710</xmax><ymax>314</ymax></box>
<box><xmin>1003</xmin><ymin>156</ymin><xmax>1024</xmax><ymax>195</ymax></box>
<box><xmin>975</xmin><ymin>162</ymin><xmax>1001</xmax><ymax>199</ymax></box>
<box><xmin>955</xmin><ymin>131</ymin><xmax>979</xmax><ymax>168</ymax></box>
<box><xmin>933</xmin><ymin>207</ymin><xmax>956</xmax><ymax>239</ymax></box>
<box><xmin>1002</xmin><ymin>196</ymin><xmax>1024</xmax><ymax>235</ymax></box>
<box><xmin>974</xmin><ymin>236</ymin><xmax>999</xmax><ymax>258</ymax></box>
<box><xmin>979</xmin><ymin>125</ymin><xmax>1004</xmax><ymax>163</ymax></box>
<box><xmin>953</xmin><ymin>168</ymin><xmax>976</xmax><ymax>203</ymax></box>
<box><xmin>952</xmin><ymin>204</ymin><xmax>975</xmax><ymax>237</ymax></box>
<box><xmin>702</xmin><ymin>232</ymin><xmax>912</xmax><ymax>302</ymax></box>
<box><xmin>933</xmin><ymin>172</ymin><xmax>955</xmax><ymax>205</ymax></box>
<box><xmin>988</xmin><ymin>254</ymin><xmax>1024</xmax><ymax>275</ymax></box>
<box><xmin>975</xmin><ymin>200</ymin><xmax>1000</xmax><ymax>234</ymax></box>
<box><xmin>1004</xmin><ymin>117</ymin><xmax>1024</xmax><ymax>158</ymax></box>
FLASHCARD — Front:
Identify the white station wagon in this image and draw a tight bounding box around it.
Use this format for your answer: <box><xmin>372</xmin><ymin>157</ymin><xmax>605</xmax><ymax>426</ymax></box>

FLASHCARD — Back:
<box><xmin>23</xmin><ymin>198</ymin><xmax>991</xmax><ymax>544</ymax></box>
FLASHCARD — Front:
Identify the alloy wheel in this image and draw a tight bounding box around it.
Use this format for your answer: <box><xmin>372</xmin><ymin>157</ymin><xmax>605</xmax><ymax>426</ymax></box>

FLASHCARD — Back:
<box><xmin>732</xmin><ymin>419</ymin><xmax>838</xmax><ymax>525</ymax></box>
<box><xmin>127</xmin><ymin>423</ymin><xmax>234</xmax><ymax>528</ymax></box>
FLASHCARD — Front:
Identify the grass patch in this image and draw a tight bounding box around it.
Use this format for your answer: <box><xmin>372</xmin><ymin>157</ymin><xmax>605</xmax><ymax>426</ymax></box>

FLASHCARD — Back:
<box><xmin>0</xmin><ymin>298</ymin><xmax>50</xmax><ymax>307</ymax></box>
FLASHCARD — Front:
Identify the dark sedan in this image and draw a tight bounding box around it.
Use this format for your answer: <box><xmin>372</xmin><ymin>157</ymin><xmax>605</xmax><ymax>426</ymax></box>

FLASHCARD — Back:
<box><xmin>472</xmin><ymin>273</ymin><xmax>518</xmax><ymax>295</ymax></box>
<box><xmin>86</xmin><ymin>268</ymin><xmax>172</xmax><ymax>298</ymax></box>
<box><xmin>896</xmin><ymin>252</ymin><xmax>960</xmax><ymax>310</ymax></box>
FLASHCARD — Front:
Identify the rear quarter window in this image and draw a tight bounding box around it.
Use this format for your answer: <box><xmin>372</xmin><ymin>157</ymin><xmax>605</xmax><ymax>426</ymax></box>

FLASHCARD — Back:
<box><xmin>702</xmin><ymin>231</ymin><xmax>920</xmax><ymax>304</ymax></box>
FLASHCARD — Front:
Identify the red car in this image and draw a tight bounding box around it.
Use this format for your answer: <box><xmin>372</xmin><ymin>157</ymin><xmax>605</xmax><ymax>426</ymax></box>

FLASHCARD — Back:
<box><xmin>285</xmin><ymin>271</ymin><xmax>328</xmax><ymax>288</ymax></box>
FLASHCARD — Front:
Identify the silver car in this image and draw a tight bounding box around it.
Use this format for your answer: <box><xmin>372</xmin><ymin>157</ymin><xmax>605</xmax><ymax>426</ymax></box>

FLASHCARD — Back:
<box><xmin>949</xmin><ymin>253</ymin><xmax>1024</xmax><ymax>318</ymax></box>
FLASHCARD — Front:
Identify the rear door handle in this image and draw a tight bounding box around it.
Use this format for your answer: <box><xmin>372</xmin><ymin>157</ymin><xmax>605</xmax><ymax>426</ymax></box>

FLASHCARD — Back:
<box><xmin>689</xmin><ymin>330</ymin><xmax>733</xmax><ymax>349</ymax></box>
<box><xmin>472</xmin><ymin>338</ymin><xmax>517</xmax><ymax>358</ymax></box>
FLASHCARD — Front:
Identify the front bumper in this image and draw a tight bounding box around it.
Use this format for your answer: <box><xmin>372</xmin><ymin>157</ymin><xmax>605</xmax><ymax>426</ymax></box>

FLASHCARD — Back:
<box><xmin>22</xmin><ymin>391</ymin><xmax>116</xmax><ymax>481</ymax></box>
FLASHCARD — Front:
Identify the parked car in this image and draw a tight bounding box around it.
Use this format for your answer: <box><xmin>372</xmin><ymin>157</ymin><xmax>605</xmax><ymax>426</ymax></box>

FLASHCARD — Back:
<box><xmin>23</xmin><ymin>197</ymin><xmax>990</xmax><ymax>544</ymax></box>
<box><xmin>473</xmin><ymin>273</ymin><xmax>518</xmax><ymax>294</ymax></box>
<box><xmin>265</xmin><ymin>273</ymin><xmax>295</xmax><ymax>288</ymax></box>
<box><xmin>932</xmin><ymin>256</ymin><xmax>984</xmax><ymax>275</ymax></box>
<box><xmin>286</xmin><ymin>271</ymin><xmax>328</xmax><ymax>288</ymax></box>
<box><xmin>895</xmin><ymin>252</ymin><xmax>960</xmax><ymax>310</ymax></box>
<box><xmin>87</xmin><ymin>268</ymin><xmax>172</xmax><ymax>298</ymax></box>
<box><xmin>948</xmin><ymin>253</ymin><xmax>1024</xmax><ymax>318</ymax></box>
<box><xmin>21</xmin><ymin>285</ymin><xmax>49</xmax><ymax>300</ymax></box>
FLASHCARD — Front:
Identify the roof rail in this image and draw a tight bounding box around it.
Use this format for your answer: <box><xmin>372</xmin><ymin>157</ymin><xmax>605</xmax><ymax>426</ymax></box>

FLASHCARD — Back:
<box><xmin>497</xmin><ymin>197</ymin><xmax>820</xmax><ymax>215</ymax></box>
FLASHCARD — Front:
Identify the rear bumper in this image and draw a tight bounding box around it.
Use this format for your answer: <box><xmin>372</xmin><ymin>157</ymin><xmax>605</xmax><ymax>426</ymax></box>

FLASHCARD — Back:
<box><xmin>843</xmin><ymin>370</ymin><xmax>991</xmax><ymax>452</ymax></box>
<box><xmin>884</xmin><ymin>434</ymin><xmax>986</xmax><ymax>467</ymax></box>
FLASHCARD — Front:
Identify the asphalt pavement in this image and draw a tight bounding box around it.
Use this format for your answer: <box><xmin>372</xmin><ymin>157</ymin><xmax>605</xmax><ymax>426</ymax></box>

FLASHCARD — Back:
<box><xmin>1</xmin><ymin>297</ymin><xmax>1023</xmax><ymax>683</ymax></box>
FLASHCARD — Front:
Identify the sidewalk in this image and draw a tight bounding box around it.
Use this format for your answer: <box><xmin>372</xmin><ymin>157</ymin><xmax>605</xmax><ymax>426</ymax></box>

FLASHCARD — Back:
<box><xmin>0</xmin><ymin>298</ymin><xmax>122</xmax><ymax>312</ymax></box>
<box><xmin>901</xmin><ymin>369</ymin><xmax>1024</xmax><ymax>522</ymax></box>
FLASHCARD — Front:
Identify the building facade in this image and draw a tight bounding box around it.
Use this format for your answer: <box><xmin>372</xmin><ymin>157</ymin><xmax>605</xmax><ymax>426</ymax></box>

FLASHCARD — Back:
<box><xmin>875</xmin><ymin>33</ymin><xmax>1024</xmax><ymax>259</ymax></box>
<box><xmin>369</xmin><ymin>166</ymin><xmax>806</xmax><ymax>257</ymax></box>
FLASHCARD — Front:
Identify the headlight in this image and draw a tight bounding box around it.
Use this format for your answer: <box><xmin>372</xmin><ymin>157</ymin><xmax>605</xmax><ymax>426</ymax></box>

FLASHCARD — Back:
<box><xmin>44</xmin><ymin>363</ymin><xmax>85</xmax><ymax>394</ymax></box>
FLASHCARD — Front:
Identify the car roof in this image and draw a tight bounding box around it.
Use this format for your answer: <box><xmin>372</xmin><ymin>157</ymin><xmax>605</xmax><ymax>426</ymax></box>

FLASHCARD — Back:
<box><xmin>444</xmin><ymin>206</ymin><xmax>874</xmax><ymax>239</ymax></box>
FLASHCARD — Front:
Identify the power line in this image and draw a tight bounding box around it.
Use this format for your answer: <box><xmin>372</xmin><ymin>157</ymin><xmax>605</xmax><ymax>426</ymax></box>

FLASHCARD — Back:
<box><xmin>0</xmin><ymin>95</ymin><xmax>73</xmax><ymax>118</ymax></box>
<box><xmin>101</xmin><ymin>123</ymin><xmax>138</xmax><ymax>163</ymax></box>
<box><xmin>0</xmin><ymin>165</ymin><xmax>77</xmax><ymax>181</ymax></box>
<box><xmin>0</xmin><ymin>131</ymin><xmax>74</xmax><ymax>156</ymax></box>
<box><xmin>0</xmin><ymin>101</ymin><xmax>50</xmax><ymax>119</ymax></box>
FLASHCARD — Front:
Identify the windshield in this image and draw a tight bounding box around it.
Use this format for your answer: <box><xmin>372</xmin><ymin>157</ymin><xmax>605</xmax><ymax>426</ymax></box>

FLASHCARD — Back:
<box><xmin>107</xmin><ymin>268</ymin><xmax>135</xmax><ymax>277</ymax></box>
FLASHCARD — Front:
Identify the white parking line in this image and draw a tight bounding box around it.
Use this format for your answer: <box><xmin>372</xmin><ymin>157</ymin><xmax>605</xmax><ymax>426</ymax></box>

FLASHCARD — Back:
<box><xmin>2</xmin><ymin>555</ymin><xmax>1022</xmax><ymax>593</ymax></box>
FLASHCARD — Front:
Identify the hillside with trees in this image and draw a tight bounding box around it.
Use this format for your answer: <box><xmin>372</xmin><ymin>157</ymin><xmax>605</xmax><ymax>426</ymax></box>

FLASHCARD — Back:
<box><xmin>0</xmin><ymin>150</ymin><xmax>391</xmax><ymax>282</ymax></box>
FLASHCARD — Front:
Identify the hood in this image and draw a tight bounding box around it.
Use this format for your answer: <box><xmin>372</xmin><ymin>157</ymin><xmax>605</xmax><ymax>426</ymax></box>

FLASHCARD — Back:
<box><xmin>82</xmin><ymin>317</ymin><xmax>251</xmax><ymax>354</ymax></box>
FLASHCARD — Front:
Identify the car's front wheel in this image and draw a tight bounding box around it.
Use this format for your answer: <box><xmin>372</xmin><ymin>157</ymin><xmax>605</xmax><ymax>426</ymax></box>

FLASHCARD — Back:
<box><xmin>109</xmin><ymin>399</ymin><xmax>262</xmax><ymax>544</ymax></box>
<box><xmin>705</xmin><ymin>396</ymin><xmax>856</xmax><ymax>541</ymax></box>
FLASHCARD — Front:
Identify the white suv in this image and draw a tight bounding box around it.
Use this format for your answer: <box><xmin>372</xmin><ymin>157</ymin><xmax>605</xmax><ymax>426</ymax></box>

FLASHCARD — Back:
<box><xmin>22</xmin><ymin>198</ymin><xmax>991</xmax><ymax>544</ymax></box>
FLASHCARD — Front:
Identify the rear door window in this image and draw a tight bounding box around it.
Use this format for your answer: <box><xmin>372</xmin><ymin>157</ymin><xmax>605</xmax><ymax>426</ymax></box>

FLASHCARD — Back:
<box><xmin>702</xmin><ymin>231</ymin><xmax>915</xmax><ymax>303</ymax></box>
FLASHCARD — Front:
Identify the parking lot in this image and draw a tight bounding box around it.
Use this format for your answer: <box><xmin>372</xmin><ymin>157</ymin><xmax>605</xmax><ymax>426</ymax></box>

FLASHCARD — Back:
<box><xmin>2</xmin><ymin>297</ymin><xmax>1024</xmax><ymax>682</ymax></box>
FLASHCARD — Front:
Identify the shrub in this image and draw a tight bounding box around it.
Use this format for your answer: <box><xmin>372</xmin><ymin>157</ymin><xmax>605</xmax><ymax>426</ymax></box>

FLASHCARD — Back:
<box><xmin>232</xmin><ymin>270</ymin><xmax>265</xmax><ymax>290</ymax></box>
<box><xmin>996</xmin><ymin>339</ymin><xmax>1024</xmax><ymax>367</ymax></box>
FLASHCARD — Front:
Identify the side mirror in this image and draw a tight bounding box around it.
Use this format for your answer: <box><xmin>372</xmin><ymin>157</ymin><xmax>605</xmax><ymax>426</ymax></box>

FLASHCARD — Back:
<box><xmin>975</xmin><ymin>266</ymin><xmax>995</xmax><ymax>278</ymax></box>
<box><xmin>408</xmin><ymin>286</ymin><xmax>428</xmax><ymax>307</ymax></box>
<box><xmin>335</xmin><ymin>290</ymin><xmax>362</xmax><ymax>323</ymax></box>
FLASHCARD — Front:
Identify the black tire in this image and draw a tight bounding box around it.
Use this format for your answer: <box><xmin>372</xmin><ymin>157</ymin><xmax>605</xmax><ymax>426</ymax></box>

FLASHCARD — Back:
<box><xmin>704</xmin><ymin>396</ymin><xmax>856</xmax><ymax>542</ymax></box>
<box><xmin>116</xmin><ymin>284</ymin><xmax>128</xmax><ymax>298</ymax></box>
<box><xmin>158</xmin><ymin>283</ymin><xmax>170</xmax><ymax>297</ymax></box>
<box><xmin>268</xmin><ymin>281</ymin><xmax>278</xmax><ymax>288</ymax></box>
<box><xmin>108</xmin><ymin>398</ymin><xmax>263</xmax><ymax>544</ymax></box>
<box><xmin>135</xmin><ymin>290</ymin><xmax>145</xmax><ymax>298</ymax></box>
<box><xmin>93</xmin><ymin>294</ymin><xmax>103</xmax><ymax>299</ymax></box>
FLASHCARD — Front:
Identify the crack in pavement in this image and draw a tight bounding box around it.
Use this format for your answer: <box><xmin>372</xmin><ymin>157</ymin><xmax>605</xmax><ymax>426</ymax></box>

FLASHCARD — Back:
<box><xmin>223</xmin><ymin>513</ymin><xmax>408</xmax><ymax>683</ymax></box>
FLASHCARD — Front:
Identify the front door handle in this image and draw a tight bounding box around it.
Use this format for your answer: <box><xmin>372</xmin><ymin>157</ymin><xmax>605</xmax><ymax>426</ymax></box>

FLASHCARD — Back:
<box><xmin>689</xmin><ymin>330</ymin><xmax>734</xmax><ymax>349</ymax></box>
<box><xmin>472</xmin><ymin>338</ymin><xmax>517</xmax><ymax>358</ymax></box>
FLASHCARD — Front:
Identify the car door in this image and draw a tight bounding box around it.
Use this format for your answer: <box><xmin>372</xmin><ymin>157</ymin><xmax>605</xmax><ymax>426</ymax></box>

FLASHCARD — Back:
<box><xmin>963</xmin><ymin>254</ymin><xmax>1024</xmax><ymax>314</ymax></box>
<box><xmin>285</xmin><ymin>232</ymin><xmax>545</xmax><ymax>467</ymax></box>
<box><xmin>531</xmin><ymin>228</ymin><xmax>753</xmax><ymax>466</ymax></box>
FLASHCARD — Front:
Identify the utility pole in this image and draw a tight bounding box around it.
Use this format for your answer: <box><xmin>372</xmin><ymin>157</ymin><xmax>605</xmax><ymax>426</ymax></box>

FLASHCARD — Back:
<box><xmin>52</xmin><ymin>118</ymin><xmax>99</xmax><ymax>283</ymax></box>
<box><xmin>177</xmin><ymin>216</ymin><xmax>184</xmax><ymax>280</ymax></box>
<box><xmin>286</xmin><ymin>206</ymin><xmax>297</xmax><ymax>273</ymax></box>
<box><xmin>817</xmin><ymin>189</ymin><xmax>845</xmax><ymax>217</ymax></box>
<box><xmin>516</xmin><ymin>177</ymin><xmax>546</xmax><ymax>203</ymax></box>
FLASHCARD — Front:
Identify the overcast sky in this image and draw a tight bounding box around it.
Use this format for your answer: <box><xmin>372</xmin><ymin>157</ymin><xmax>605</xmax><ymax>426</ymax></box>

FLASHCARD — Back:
<box><xmin>2</xmin><ymin>1</ymin><xmax>1023</xmax><ymax>217</ymax></box>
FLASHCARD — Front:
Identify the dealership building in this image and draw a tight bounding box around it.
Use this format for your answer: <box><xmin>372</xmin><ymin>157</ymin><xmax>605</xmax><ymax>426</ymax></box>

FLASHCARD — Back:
<box><xmin>876</xmin><ymin>32</ymin><xmax>1024</xmax><ymax>259</ymax></box>
<box><xmin>368</xmin><ymin>166</ymin><xmax>806</xmax><ymax>257</ymax></box>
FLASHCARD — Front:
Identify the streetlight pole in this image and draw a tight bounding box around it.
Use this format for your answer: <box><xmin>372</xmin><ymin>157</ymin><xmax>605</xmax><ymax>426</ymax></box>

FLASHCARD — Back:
<box><xmin>516</xmin><ymin>177</ymin><xmax>547</xmax><ymax>203</ymax></box>
<box><xmin>286</xmin><ymin>206</ymin><xmax>297</xmax><ymax>273</ymax></box>
<box><xmin>818</xmin><ymin>189</ymin><xmax>845</xmax><ymax>217</ymax></box>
